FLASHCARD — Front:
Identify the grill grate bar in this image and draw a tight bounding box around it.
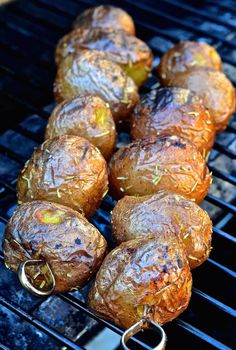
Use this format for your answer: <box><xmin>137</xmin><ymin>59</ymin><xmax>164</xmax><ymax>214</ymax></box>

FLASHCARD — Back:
<box><xmin>206</xmin><ymin>194</ymin><xmax>236</xmax><ymax>214</ymax></box>
<box><xmin>165</xmin><ymin>0</ymin><xmax>236</xmax><ymax>31</ymax></box>
<box><xmin>207</xmin><ymin>258</ymin><xmax>236</xmax><ymax>278</ymax></box>
<box><xmin>208</xmin><ymin>166</ymin><xmax>236</xmax><ymax>186</ymax></box>
<box><xmin>213</xmin><ymin>227</ymin><xmax>236</xmax><ymax>243</ymax></box>
<box><xmin>123</xmin><ymin>0</ymin><xmax>236</xmax><ymax>50</ymax></box>
<box><xmin>213</xmin><ymin>142</ymin><xmax>236</xmax><ymax>159</ymax></box>
<box><xmin>192</xmin><ymin>287</ymin><xmax>236</xmax><ymax>318</ymax></box>
<box><xmin>0</xmin><ymin>294</ymin><xmax>84</xmax><ymax>350</ymax></box>
<box><xmin>59</xmin><ymin>294</ymin><xmax>153</xmax><ymax>350</ymax></box>
<box><xmin>175</xmin><ymin>319</ymin><xmax>232</xmax><ymax>350</ymax></box>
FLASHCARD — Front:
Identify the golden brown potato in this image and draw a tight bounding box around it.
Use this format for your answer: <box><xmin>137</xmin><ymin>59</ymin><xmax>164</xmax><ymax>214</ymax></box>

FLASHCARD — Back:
<box><xmin>73</xmin><ymin>5</ymin><xmax>135</xmax><ymax>36</ymax></box>
<box><xmin>131</xmin><ymin>87</ymin><xmax>215</xmax><ymax>156</ymax></box>
<box><xmin>157</xmin><ymin>41</ymin><xmax>222</xmax><ymax>84</ymax></box>
<box><xmin>109</xmin><ymin>135</ymin><xmax>211</xmax><ymax>203</ymax></box>
<box><xmin>88</xmin><ymin>237</ymin><xmax>192</xmax><ymax>329</ymax></box>
<box><xmin>166</xmin><ymin>68</ymin><xmax>235</xmax><ymax>132</ymax></box>
<box><xmin>111</xmin><ymin>191</ymin><xmax>212</xmax><ymax>269</ymax></box>
<box><xmin>54</xmin><ymin>50</ymin><xmax>139</xmax><ymax>123</ymax></box>
<box><xmin>17</xmin><ymin>135</ymin><xmax>108</xmax><ymax>218</ymax></box>
<box><xmin>3</xmin><ymin>201</ymin><xmax>107</xmax><ymax>293</ymax></box>
<box><xmin>45</xmin><ymin>95</ymin><xmax>116</xmax><ymax>160</ymax></box>
<box><xmin>55</xmin><ymin>28</ymin><xmax>153</xmax><ymax>86</ymax></box>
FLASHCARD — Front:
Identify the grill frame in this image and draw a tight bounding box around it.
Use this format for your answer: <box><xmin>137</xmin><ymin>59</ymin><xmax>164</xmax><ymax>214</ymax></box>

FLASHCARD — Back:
<box><xmin>0</xmin><ymin>0</ymin><xmax>235</xmax><ymax>349</ymax></box>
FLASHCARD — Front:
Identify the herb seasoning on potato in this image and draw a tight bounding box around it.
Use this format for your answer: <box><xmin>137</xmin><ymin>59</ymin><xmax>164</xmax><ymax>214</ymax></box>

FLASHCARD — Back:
<box><xmin>45</xmin><ymin>95</ymin><xmax>116</xmax><ymax>160</ymax></box>
<box><xmin>54</xmin><ymin>50</ymin><xmax>139</xmax><ymax>123</ymax></box>
<box><xmin>109</xmin><ymin>134</ymin><xmax>211</xmax><ymax>203</ymax></box>
<box><xmin>88</xmin><ymin>236</ymin><xmax>192</xmax><ymax>329</ymax></box>
<box><xmin>131</xmin><ymin>87</ymin><xmax>215</xmax><ymax>156</ymax></box>
<box><xmin>72</xmin><ymin>5</ymin><xmax>135</xmax><ymax>36</ymax></box>
<box><xmin>3</xmin><ymin>201</ymin><xmax>107</xmax><ymax>293</ymax></box>
<box><xmin>17</xmin><ymin>135</ymin><xmax>108</xmax><ymax>217</ymax></box>
<box><xmin>111</xmin><ymin>190</ymin><xmax>212</xmax><ymax>269</ymax></box>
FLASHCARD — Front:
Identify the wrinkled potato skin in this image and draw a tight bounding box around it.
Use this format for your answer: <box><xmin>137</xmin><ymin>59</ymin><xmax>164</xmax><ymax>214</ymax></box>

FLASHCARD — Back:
<box><xmin>131</xmin><ymin>87</ymin><xmax>215</xmax><ymax>155</ymax></box>
<box><xmin>111</xmin><ymin>191</ymin><xmax>212</xmax><ymax>269</ymax></box>
<box><xmin>55</xmin><ymin>28</ymin><xmax>153</xmax><ymax>86</ymax></box>
<box><xmin>45</xmin><ymin>95</ymin><xmax>116</xmax><ymax>160</ymax></box>
<box><xmin>109</xmin><ymin>135</ymin><xmax>211</xmax><ymax>203</ymax></box>
<box><xmin>166</xmin><ymin>68</ymin><xmax>235</xmax><ymax>132</ymax></box>
<box><xmin>3</xmin><ymin>201</ymin><xmax>107</xmax><ymax>293</ymax></box>
<box><xmin>17</xmin><ymin>135</ymin><xmax>108</xmax><ymax>218</ymax></box>
<box><xmin>54</xmin><ymin>50</ymin><xmax>139</xmax><ymax>123</ymax></box>
<box><xmin>73</xmin><ymin>5</ymin><xmax>135</xmax><ymax>36</ymax></box>
<box><xmin>157</xmin><ymin>41</ymin><xmax>222</xmax><ymax>84</ymax></box>
<box><xmin>88</xmin><ymin>237</ymin><xmax>192</xmax><ymax>329</ymax></box>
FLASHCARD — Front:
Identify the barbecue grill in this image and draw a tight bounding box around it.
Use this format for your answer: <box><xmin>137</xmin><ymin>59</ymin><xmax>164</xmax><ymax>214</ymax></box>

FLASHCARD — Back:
<box><xmin>0</xmin><ymin>0</ymin><xmax>235</xmax><ymax>349</ymax></box>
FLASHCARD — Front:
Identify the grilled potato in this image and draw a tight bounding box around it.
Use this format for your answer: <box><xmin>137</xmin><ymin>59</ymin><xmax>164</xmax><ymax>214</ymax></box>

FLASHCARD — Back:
<box><xmin>3</xmin><ymin>201</ymin><xmax>107</xmax><ymax>293</ymax></box>
<box><xmin>166</xmin><ymin>68</ymin><xmax>235</xmax><ymax>132</ymax></box>
<box><xmin>54</xmin><ymin>50</ymin><xmax>139</xmax><ymax>123</ymax></box>
<box><xmin>45</xmin><ymin>95</ymin><xmax>116</xmax><ymax>160</ymax></box>
<box><xmin>55</xmin><ymin>28</ymin><xmax>153</xmax><ymax>86</ymax></box>
<box><xmin>73</xmin><ymin>5</ymin><xmax>135</xmax><ymax>35</ymax></box>
<box><xmin>17</xmin><ymin>135</ymin><xmax>108</xmax><ymax>218</ymax></box>
<box><xmin>131</xmin><ymin>87</ymin><xmax>215</xmax><ymax>156</ymax></box>
<box><xmin>157</xmin><ymin>41</ymin><xmax>222</xmax><ymax>84</ymax></box>
<box><xmin>109</xmin><ymin>135</ymin><xmax>211</xmax><ymax>203</ymax></box>
<box><xmin>111</xmin><ymin>191</ymin><xmax>212</xmax><ymax>269</ymax></box>
<box><xmin>88</xmin><ymin>236</ymin><xmax>192</xmax><ymax>329</ymax></box>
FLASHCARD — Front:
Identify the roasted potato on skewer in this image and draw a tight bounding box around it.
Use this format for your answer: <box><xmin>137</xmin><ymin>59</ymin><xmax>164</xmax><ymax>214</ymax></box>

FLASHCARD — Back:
<box><xmin>45</xmin><ymin>95</ymin><xmax>116</xmax><ymax>160</ymax></box>
<box><xmin>17</xmin><ymin>135</ymin><xmax>108</xmax><ymax>218</ymax></box>
<box><xmin>54</xmin><ymin>50</ymin><xmax>139</xmax><ymax>123</ymax></box>
<box><xmin>55</xmin><ymin>28</ymin><xmax>153</xmax><ymax>86</ymax></box>
<box><xmin>109</xmin><ymin>135</ymin><xmax>211</xmax><ymax>203</ymax></box>
<box><xmin>157</xmin><ymin>41</ymin><xmax>222</xmax><ymax>84</ymax></box>
<box><xmin>3</xmin><ymin>201</ymin><xmax>107</xmax><ymax>293</ymax></box>
<box><xmin>111</xmin><ymin>191</ymin><xmax>212</xmax><ymax>269</ymax></box>
<box><xmin>88</xmin><ymin>236</ymin><xmax>192</xmax><ymax>329</ymax></box>
<box><xmin>73</xmin><ymin>5</ymin><xmax>135</xmax><ymax>35</ymax></box>
<box><xmin>131</xmin><ymin>87</ymin><xmax>215</xmax><ymax>155</ymax></box>
<box><xmin>166</xmin><ymin>68</ymin><xmax>235</xmax><ymax>132</ymax></box>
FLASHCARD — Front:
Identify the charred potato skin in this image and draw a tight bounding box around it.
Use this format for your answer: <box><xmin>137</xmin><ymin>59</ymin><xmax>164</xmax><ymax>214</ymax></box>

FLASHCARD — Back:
<box><xmin>157</xmin><ymin>41</ymin><xmax>222</xmax><ymax>84</ymax></box>
<box><xmin>3</xmin><ymin>201</ymin><xmax>107</xmax><ymax>293</ymax></box>
<box><xmin>166</xmin><ymin>68</ymin><xmax>236</xmax><ymax>132</ymax></box>
<box><xmin>17</xmin><ymin>135</ymin><xmax>108</xmax><ymax>218</ymax></box>
<box><xmin>54</xmin><ymin>50</ymin><xmax>139</xmax><ymax>123</ymax></box>
<box><xmin>55</xmin><ymin>28</ymin><xmax>153</xmax><ymax>86</ymax></box>
<box><xmin>111</xmin><ymin>191</ymin><xmax>212</xmax><ymax>269</ymax></box>
<box><xmin>88</xmin><ymin>237</ymin><xmax>192</xmax><ymax>329</ymax></box>
<box><xmin>131</xmin><ymin>87</ymin><xmax>215</xmax><ymax>155</ymax></box>
<box><xmin>109</xmin><ymin>135</ymin><xmax>211</xmax><ymax>203</ymax></box>
<box><xmin>45</xmin><ymin>95</ymin><xmax>116</xmax><ymax>160</ymax></box>
<box><xmin>72</xmin><ymin>5</ymin><xmax>135</xmax><ymax>36</ymax></box>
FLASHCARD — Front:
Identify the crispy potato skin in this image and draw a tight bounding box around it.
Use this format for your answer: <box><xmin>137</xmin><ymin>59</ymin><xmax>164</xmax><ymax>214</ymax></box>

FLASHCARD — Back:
<box><xmin>3</xmin><ymin>201</ymin><xmax>107</xmax><ymax>293</ymax></box>
<box><xmin>111</xmin><ymin>191</ymin><xmax>212</xmax><ymax>269</ymax></box>
<box><xmin>88</xmin><ymin>237</ymin><xmax>192</xmax><ymax>329</ymax></box>
<box><xmin>17</xmin><ymin>135</ymin><xmax>108</xmax><ymax>218</ymax></box>
<box><xmin>54</xmin><ymin>50</ymin><xmax>139</xmax><ymax>123</ymax></box>
<box><xmin>109</xmin><ymin>135</ymin><xmax>211</xmax><ymax>203</ymax></box>
<box><xmin>73</xmin><ymin>5</ymin><xmax>135</xmax><ymax>35</ymax></box>
<box><xmin>166</xmin><ymin>68</ymin><xmax>235</xmax><ymax>132</ymax></box>
<box><xmin>45</xmin><ymin>95</ymin><xmax>116</xmax><ymax>160</ymax></box>
<box><xmin>131</xmin><ymin>87</ymin><xmax>215</xmax><ymax>155</ymax></box>
<box><xmin>157</xmin><ymin>41</ymin><xmax>222</xmax><ymax>84</ymax></box>
<box><xmin>55</xmin><ymin>28</ymin><xmax>153</xmax><ymax>86</ymax></box>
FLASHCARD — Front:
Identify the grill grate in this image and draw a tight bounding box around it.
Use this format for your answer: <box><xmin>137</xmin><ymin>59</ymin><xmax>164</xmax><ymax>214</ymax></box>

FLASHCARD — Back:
<box><xmin>0</xmin><ymin>0</ymin><xmax>235</xmax><ymax>349</ymax></box>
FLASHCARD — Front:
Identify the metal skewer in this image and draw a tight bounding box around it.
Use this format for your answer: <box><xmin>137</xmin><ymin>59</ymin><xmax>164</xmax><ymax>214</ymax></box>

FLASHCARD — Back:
<box><xmin>121</xmin><ymin>306</ymin><xmax>167</xmax><ymax>350</ymax></box>
<box><xmin>18</xmin><ymin>259</ymin><xmax>55</xmax><ymax>296</ymax></box>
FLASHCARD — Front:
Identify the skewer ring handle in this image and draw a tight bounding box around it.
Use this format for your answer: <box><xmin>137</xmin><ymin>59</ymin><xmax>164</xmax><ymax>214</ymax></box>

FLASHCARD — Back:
<box><xmin>18</xmin><ymin>259</ymin><xmax>55</xmax><ymax>296</ymax></box>
<box><xmin>121</xmin><ymin>317</ymin><xmax>167</xmax><ymax>350</ymax></box>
